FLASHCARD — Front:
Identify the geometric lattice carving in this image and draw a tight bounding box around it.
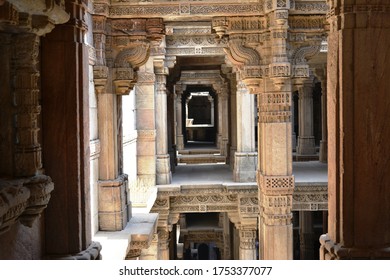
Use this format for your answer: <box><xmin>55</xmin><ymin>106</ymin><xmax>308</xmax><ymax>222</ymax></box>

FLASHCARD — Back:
<box><xmin>258</xmin><ymin>174</ymin><xmax>295</xmax><ymax>195</ymax></box>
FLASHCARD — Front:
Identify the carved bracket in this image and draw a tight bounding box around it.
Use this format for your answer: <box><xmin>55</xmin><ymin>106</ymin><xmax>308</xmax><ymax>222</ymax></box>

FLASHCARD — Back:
<box><xmin>1</xmin><ymin>1</ymin><xmax>69</xmax><ymax>36</ymax></box>
<box><xmin>0</xmin><ymin>175</ymin><xmax>54</xmax><ymax>234</ymax></box>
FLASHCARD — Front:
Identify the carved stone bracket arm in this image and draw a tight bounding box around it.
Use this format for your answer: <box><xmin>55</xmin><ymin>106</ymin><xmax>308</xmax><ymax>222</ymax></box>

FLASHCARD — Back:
<box><xmin>1</xmin><ymin>1</ymin><xmax>69</xmax><ymax>36</ymax></box>
<box><xmin>0</xmin><ymin>175</ymin><xmax>54</xmax><ymax>234</ymax></box>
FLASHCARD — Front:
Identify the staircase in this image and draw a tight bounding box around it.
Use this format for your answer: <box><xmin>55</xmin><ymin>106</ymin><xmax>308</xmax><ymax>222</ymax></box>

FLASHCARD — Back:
<box><xmin>177</xmin><ymin>143</ymin><xmax>226</xmax><ymax>164</ymax></box>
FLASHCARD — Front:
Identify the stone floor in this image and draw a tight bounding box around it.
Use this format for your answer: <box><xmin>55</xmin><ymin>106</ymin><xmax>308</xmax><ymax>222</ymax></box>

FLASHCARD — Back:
<box><xmin>172</xmin><ymin>161</ymin><xmax>328</xmax><ymax>184</ymax></box>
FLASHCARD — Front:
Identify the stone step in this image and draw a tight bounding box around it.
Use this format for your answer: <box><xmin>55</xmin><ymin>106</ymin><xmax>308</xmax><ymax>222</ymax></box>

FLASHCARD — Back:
<box><xmin>177</xmin><ymin>154</ymin><xmax>226</xmax><ymax>164</ymax></box>
<box><xmin>179</xmin><ymin>149</ymin><xmax>220</xmax><ymax>155</ymax></box>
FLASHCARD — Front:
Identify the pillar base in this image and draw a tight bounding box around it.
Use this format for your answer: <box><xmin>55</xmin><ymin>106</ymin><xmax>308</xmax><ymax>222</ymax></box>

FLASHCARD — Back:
<box><xmin>320</xmin><ymin>234</ymin><xmax>390</xmax><ymax>260</ymax></box>
<box><xmin>234</xmin><ymin>152</ymin><xmax>257</xmax><ymax>182</ymax></box>
<box><xmin>98</xmin><ymin>174</ymin><xmax>129</xmax><ymax>231</ymax></box>
<box><xmin>296</xmin><ymin>136</ymin><xmax>316</xmax><ymax>155</ymax></box>
<box><xmin>156</xmin><ymin>154</ymin><xmax>172</xmax><ymax>185</ymax></box>
<box><xmin>47</xmin><ymin>241</ymin><xmax>102</xmax><ymax>260</ymax></box>
<box><xmin>177</xmin><ymin>135</ymin><xmax>184</xmax><ymax>151</ymax></box>
<box><xmin>319</xmin><ymin>140</ymin><xmax>327</xmax><ymax>163</ymax></box>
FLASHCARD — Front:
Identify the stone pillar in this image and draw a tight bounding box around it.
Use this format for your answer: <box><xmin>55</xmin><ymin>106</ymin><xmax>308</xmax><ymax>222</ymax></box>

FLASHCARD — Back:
<box><xmin>136</xmin><ymin>58</ymin><xmax>157</xmax><ymax>186</ymax></box>
<box><xmin>296</xmin><ymin>78</ymin><xmax>316</xmax><ymax>156</ymax></box>
<box><xmin>158</xmin><ymin>228</ymin><xmax>170</xmax><ymax>260</ymax></box>
<box><xmin>317</xmin><ymin>70</ymin><xmax>327</xmax><ymax>163</ymax></box>
<box><xmin>222</xmin><ymin>213</ymin><xmax>231</xmax><ymax>260</ymax></box>
<box><xmin>93</xmin><ymin>15</ymin><xmax>129</xmax><ymax>231</ymax></box>
<box><xmin>155</xmin><ymin>71</ymin><xmax>172</xmax><ymax>184</ymax></box>
<box><xmin>41</xmin><ymin>0</ymin><xmax>95</xmax><ymax>256</ymax></box>
<box><xmin>239</xmin><ymin>227</ymin><xmax>257</xmax><ymax>260</ymax></box>
<box><xmin>175</xmin><ymin>84</ymin><xmax>185</xmax><ymax>150</ymax></box>
<box><xmin>220</xmin><ymin>88</ymin><xmax>229</xmax><ymax>156</ymax></box>
<box><xmin>320</xmin><ymin>0</ymin><xmax>390</xmax><ymax>260</ymax></box>
<box><xmin>234</xmin><ymin>80</ymin><xmax>257</xmax><ymax>182</ymax></box>
<box><xmin>229</xmin><ymin>73</ymin><xmax>237</xmax><ymax>169</ymax></box>
<box><xmin>257</xmin><ymin>77</ymin><xmax>294</xmax><ymax>260</ymax></box>
<box><xmin>299</xmin><ymin>211</ymin><xmax>314</xmax><ymax>260</ymax></box>
<box><xmin>12</xmin><ymin>34</ymin><xmax>43</xmax><ymax>178</ymax></box>
<box><xmin>291</xmin><ymin>98</ymin><xmax>297</xmax><ymax>151</ymax></box>
<box><xmin>256</xmin><ymin>6</ymin><xmax>294</xmax><ymax>259</ymax></box>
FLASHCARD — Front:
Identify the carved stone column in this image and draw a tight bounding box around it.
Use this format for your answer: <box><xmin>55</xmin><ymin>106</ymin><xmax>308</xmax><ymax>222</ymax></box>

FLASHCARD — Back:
<box><xmin>158</xmin><ymin>228</ymin><xmax>170</xmax><ymax>260</ymax></box>
<box><xmin>296</xmin><ymin>78</ymin><xmax>316</xmax><ymax>156</ymax></box>
<box><xmin>219</xmin><ymin>87</ymin><xmax>229</xmax><ymax>157</ymax></box>
<box><xmin>175</xmin><ymin>84</ymin><xmax>185</xmax><ymax>150</ymax></box>
<box><xmin>234</xmin><ymin>79</ymin><xmax>257</xmax><ymax>182</ymax></box>
<box><xmin>299</xmin><ymin>211</ymin><xmax>314</xmax><ymax>260</ymax></box>
<box><xmin>257</xmin><ymin>5</ymin><xmax>294</xmax><ymax>260</ymax></box>
<box><xmin>316</xmin><ymin>69</ymin><xmax>327</xmax><ymax>163</ymax></box>
<box><xmin>41</xmin><ymin>0</ymin><xmax>96</xmax><ymax>256</ymax></box>
<box><xmin>215</xmin><ymin>86</ymin><xmax>229</xmax><ymax>155</ymax></box>
<box><xmin>155</xmin><ymin>68</ymin><xmax>172</xmax><ymax>184</ymax></box>
<box><xmin>93</xmin><ymin>15</ymin><xmax>133</xmax><ymax>231</ymax></box>
<box><xmin>136</xmin><ymin>60</ymin><xmax>157</xmax><ymax>186</ymax></box>
<box><xmin>228</xmin><ymin>73</ymin><xmax>237</xmax><ymax>170</ymax></box>
<box><xmin>12</xmin><ymin>34</ymin><xmax>43</xmax><ymax>177</ymax></box>
<box><xmin>238</xmin><ymin>226</ymin><xmax>257</xmax><ymax>260</ymax></box>
<box><xmin>320</xmin><ymin>0</ymin><xmax>390</xmax><ymax>260</ymax></box>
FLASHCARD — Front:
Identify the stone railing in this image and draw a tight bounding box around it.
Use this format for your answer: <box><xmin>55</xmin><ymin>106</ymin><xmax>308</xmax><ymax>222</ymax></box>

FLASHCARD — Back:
<box><xmin>151</xmin><ymin>182</ymin><xmax>327</xmax><ymax>216</ymax></box>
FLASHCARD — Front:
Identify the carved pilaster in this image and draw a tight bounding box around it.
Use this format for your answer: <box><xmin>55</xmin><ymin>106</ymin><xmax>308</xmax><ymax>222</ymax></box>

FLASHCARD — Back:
<box><xmin>175</xmin><ymin>84</ymin><xmax>185</xmax><ymax>150</ymax></box>
<box><xmin>155</xmin><ymin>71</ymin><xmax>172</xmax><ymax>185</ymax></box>
<box><xmin>158</xmin><ymin>228</ymin><xmax>170</xmax><ymax>260</ymax></box>
<box><xmin>315</xmin><ymin>68</ymin><xmax>327</xmax><ymax>163</ymax></box>
<box><xmin>12</xmin><ymin>34</ymin><xmax>42</xmax><ymax>177</ymax></box>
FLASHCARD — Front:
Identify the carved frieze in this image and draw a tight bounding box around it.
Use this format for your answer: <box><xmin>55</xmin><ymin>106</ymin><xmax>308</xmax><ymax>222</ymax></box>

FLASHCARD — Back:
<box><xmin>288</xmin><ymin>15</ymin><xmax>326</xmax><ymax>30</ymax></box>
<box><xmin>109</xmin><ymin>3</ymin><xmax>263</xmax><ymax>18</ymax></box>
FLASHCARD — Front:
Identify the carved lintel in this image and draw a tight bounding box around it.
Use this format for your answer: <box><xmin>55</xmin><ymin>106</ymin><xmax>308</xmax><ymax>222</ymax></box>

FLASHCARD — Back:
<box><xmin>93</xmin><ymin>1</ymin><xmax>110</xmax><ymax>17</ymax></box>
